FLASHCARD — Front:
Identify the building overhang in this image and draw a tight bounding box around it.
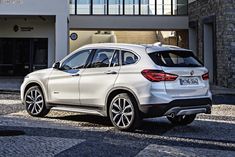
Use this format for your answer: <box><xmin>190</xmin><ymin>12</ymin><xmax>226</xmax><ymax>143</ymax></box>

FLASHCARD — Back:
<box><xmin>70</xmin><ymin>15</ymin><xmax>189</xmax><ymax>30</ymax></box>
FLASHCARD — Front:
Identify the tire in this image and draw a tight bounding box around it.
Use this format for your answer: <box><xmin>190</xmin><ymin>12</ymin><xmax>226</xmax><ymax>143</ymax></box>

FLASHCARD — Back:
<box><xmin>109</xmin><ymin>93</ymin><xmax>140</xmax><ymax>131</ymax></box>
<box><xmin>24</xmin><ymin>86</ymin><xmax>50</xmax><ymax>117</ymax></box>
<box><xmin>167</xmin><ymin>114</ymin><xmax>196</xmax><ymax>125</ymax></box>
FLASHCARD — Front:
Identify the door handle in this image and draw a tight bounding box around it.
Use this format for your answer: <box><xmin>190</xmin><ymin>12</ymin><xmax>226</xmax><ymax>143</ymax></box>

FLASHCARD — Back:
<box><xmin>105</xmin><ymin>71</ymin><xmax>117</xmax><ymax>75</ymax></box>
<box><xmin>72</xmin><ymin>73</ymin><xmax>80</xmax><ymax>77</ymax></box>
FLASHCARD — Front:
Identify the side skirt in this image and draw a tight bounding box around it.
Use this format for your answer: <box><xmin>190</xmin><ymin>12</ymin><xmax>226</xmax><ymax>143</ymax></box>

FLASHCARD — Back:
<box><xmin>47</xmin><ymin>103</ymin><xmax>106</xmax><ymax>117</ymax></box>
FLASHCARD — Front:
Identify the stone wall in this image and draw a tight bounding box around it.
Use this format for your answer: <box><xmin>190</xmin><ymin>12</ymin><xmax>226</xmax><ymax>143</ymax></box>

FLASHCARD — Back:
<box><xmin>189</xmin><ymin>0</ymin><xmax>235</xmax><ymax>88</ymax></box>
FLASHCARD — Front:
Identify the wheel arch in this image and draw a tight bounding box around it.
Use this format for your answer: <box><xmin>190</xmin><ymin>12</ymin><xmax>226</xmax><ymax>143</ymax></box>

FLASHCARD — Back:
<box><xmin>105</xmin><ymin>87</ymin><xmax>140</xmax><ymax>117</ymax></box>
<box><xmin>23</xmin><ymin>81</ymin><xmax>48</xmax><ymax>103</ymax></box>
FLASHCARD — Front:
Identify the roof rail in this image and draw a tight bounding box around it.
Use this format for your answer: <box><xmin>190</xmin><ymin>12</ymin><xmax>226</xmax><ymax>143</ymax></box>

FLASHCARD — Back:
<box><xmin>153</xmin><ymin>42</ymin><xmax>162</xmax><ymax>46</ymax></box>
<box><xmin>163</xmin><ymin>44</ymin><xmax>181</xmax><ymax>49</ymax></box>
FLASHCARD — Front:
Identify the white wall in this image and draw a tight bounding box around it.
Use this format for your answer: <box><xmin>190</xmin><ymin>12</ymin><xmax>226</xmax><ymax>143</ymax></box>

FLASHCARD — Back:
<box><xmin>69</xmin><ymin>31</ymin><xmax>117</xmax><ymax>52</ymax></box>
<box><xmin>0</xmin><ymin>0</ymin><xmax>70</xmax><ymax>63</ymax></box>
<box><xmin>69</xmin><ymin>31</ymin><xmax>97</xmax><ymax>52</ymax></box>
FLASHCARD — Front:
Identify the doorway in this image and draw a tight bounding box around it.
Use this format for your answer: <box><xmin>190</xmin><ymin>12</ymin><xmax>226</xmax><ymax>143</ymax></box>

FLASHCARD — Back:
<box><xmin>203</xmin><ymin>23</ymin><xmax>215</xmax><ymax>84</ymax></box>
<box><xmin>0</xmin><ymin>38</ymin><xmax>48</xmax><ymax>76</ymax></box>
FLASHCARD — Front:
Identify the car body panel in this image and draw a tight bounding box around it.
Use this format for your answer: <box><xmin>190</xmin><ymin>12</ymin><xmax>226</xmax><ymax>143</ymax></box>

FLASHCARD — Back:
<box><xmin>20</xmin><ymin>68</ymin><xmax>53</xmax><ymax>103</ymax></box>
<box><xmin>79</xmin><ymin>66</ymin><xmax>121</xmax><ymax>107</ymax></box>
<box><xmin>162</xmin><ymin>67</ymin><xmax>209</xmax><ymax>98</ymax></box>
<box><xmin>47</xmin><ymin>69</ymin><xmax>84</xmax><ymax>105</ymax></box>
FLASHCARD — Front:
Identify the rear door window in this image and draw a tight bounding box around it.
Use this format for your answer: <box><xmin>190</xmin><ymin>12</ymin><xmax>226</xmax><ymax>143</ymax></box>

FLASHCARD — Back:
<box><xmin>90</xmin><ymin>49</ymin><xmax>115</xmax><ymax>68</ymax></box>
<box><xmin>149</xmin><ymin>51</ymin><xmax>203</xmax><ymax>67</ymax></box>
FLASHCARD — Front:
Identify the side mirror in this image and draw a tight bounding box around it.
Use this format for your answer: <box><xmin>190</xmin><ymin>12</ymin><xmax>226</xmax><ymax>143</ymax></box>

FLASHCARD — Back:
<box><xmin>52</xmin><ymin>62</ymin><xmax>60</xmax><ymax>69</ymax></box>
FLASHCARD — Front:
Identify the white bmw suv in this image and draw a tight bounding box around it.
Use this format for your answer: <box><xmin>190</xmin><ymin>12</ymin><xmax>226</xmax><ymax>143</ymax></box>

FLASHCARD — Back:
<box><xmin>21</xmin><ymin>43</ymin><xmax>212</xmax><ymax>131</ymax></box>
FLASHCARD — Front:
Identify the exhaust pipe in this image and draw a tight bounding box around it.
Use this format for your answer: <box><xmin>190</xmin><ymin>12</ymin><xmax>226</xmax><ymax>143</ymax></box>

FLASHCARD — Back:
<box><xmin>168</xmin><ymin>112</ymin><xmax>175</xmax><ymax>118</ymax></box>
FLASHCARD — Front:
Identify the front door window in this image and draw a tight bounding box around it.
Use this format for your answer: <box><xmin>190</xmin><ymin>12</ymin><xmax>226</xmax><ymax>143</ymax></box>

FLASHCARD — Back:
<box><xmin>61</xmin><ymin>49</ymin><xmax>92</xmax><ymax>71</ymax></box>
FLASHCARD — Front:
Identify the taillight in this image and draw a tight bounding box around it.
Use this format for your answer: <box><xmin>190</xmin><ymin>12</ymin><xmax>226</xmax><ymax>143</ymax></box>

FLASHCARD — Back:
<box><xmin>202</xmin><ymin>72</ymin><xmax>209</xmax><ymax>80</ymax></box>
<box><xmin>141</xmin><ymin>70</ymin><xmax>178</xmax><ymax>82</ymax></box>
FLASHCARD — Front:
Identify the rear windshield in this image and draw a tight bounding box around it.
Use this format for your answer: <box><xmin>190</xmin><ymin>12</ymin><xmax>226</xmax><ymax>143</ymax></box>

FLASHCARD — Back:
<box><xmin>149</xmin><ymin>51</ymin><xmax>203</xmax><ymax>67</ymax></box>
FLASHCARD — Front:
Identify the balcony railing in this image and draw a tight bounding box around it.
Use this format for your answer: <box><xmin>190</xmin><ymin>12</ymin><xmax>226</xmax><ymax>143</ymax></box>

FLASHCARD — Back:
<box><xmin>69</xmin><ymin>0</ymin><xmax>188</xmax><ymax>16</ymax></box>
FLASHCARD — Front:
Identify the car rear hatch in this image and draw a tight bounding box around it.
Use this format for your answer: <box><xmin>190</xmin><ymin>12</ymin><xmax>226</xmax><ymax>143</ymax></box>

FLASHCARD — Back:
<box><xmin>148</xmin><ymin>50</ymin><xmax>209</xmax><ymax>98</ymax></box>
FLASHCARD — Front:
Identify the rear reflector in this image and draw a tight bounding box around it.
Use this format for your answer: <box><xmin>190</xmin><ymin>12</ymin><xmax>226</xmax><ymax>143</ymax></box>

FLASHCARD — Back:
<box><xmin>202</xmin><ymin>72</ymin><xmax>209</xmax><ymax>80</ymax></box>
<box><xmin>141</xmin><ymin>70</ymin><xmax>178</xmax><ymax>82</ymax></box>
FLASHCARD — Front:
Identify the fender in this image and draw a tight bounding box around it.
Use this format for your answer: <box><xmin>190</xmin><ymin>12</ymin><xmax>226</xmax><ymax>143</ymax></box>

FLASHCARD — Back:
<box><xmin>23</xmin><ymin>79</ymin><xmax>49</xmax><ymax>103</ymax></box>
<box><xmin>104</xmin><ymin>86</ymin><xmax>140</xmax><ymax>116</ymax></box>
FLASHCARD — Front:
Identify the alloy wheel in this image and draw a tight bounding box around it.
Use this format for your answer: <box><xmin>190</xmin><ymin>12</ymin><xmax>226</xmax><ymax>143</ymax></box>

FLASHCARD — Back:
<box><xmin>110</xmin><ymin>97</ymin><xmax>134</xmax><ymax>129</ymax></box>
<box><xmin>25</xmin><ymin>88</ymin><xmax>44</xmax><ymax>115</ymax></box>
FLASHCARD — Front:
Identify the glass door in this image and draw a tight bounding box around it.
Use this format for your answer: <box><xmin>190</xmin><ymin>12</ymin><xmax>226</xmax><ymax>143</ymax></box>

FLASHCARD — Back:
<box><xmin>14</xmin><ymin>39</ymin><xmax>31</xmax><ymax>76</ymax></box>
<box><xmin>0</xmin><ymin>38</ymin><xmax>48</xmax><ymax>76</ymax></box>
<box><xmin>0</xmin><ymin>39</ymin><xmax>15</xmax><ymax>76</ymax></box>
<box><xmin>32</xmin><ymin>38</ymin><xmax>48</xmax><ymax>71</ymax></box>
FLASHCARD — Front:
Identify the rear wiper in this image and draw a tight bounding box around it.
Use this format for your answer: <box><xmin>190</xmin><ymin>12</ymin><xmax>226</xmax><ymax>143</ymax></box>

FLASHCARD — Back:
<box><xmin>186</xmin><ymin>63</ymin><xmax>200</xmax><ymax>67</ymax></box>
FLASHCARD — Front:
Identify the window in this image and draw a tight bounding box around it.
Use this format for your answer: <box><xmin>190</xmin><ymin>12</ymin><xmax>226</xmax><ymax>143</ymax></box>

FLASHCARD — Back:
<box><xmin>77</xmin><ymin>0</ymin><xmax>91</xmax><ymax>14</ymax></box>
<box><xmin>149</xmin><ymin>0</ymin><xmax>155</xmax><ymax>15</ymax></box>
<box><xmin>69</xmin><ymin>0</ymin><xmax>188</xmax><ymax>15</ymax></box>
<box><xmin>149</xmin><ymin>51</ymin><xmax>203</xmax><ymax>67</ymax></box>
<box><xmin>109</xmin><ymin>0</ymin><xmax>123</xmax><ymax>15</ymax></box>
<box><xmin>91</xmin><ymin>49</ymin><xmax>115</xmax><ymax>68</ymax></box>
<box><xmin>69</xmin><ymin>0</ymin><xmax>76</xmax><ymax>14</ymax></box>
<box><xmin>156</xmin><ymin>0</ymin><xmax>163</xmax><ymax>15</ymax></box>
<box><xmin>141</xmin><ymin>0</ymin><xmax>149</xmax><ymax>15</ymax></box>
<box><xmin>121</xmin><ymin>51</ymin><xmax>138</xmax><ymax>65</ymax></box>
<box><xmin>177</xmin><ymin>0</ymin><xmax>188</xmax><ymax>15</ymax></box>
<box><xmin>93</xmin><ymin>0</ymin><xmax>107</xmax><ymax>15</ymax></box>
<box><xmin>62</xmin><ymin>49</ymin><xmax>91</xmax><ymax>70</ymax></box>
<box><xmin>125</xmin><ymin>0</ymin><xmax>139</xmax><ymax>15</ymax></box>
<box><xmin>163</xmin><ymin>0</ymin><xmax>172</xmax><ymax>15</ymax></box>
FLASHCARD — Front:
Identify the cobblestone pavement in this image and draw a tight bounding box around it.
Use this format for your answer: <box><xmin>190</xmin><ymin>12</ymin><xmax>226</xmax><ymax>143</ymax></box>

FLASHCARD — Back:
<box><xmin>0</xmin><ymin>92</ymin><xmax>235</xmax><ymax>157</ymax></box>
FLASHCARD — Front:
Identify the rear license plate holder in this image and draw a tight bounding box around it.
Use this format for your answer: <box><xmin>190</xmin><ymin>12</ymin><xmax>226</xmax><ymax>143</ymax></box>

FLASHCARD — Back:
<box><xmin>180</xmin><ymin>77</ymin><xmax>199</xmax><ymax>85</ymax></box>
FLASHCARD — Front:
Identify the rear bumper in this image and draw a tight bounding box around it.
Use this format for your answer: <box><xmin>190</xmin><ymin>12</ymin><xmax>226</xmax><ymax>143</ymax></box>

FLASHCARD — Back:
<box><xmin>139</xmin><ymin>98</ymin><xmax>212</xmax><ymax>118</ymax></box>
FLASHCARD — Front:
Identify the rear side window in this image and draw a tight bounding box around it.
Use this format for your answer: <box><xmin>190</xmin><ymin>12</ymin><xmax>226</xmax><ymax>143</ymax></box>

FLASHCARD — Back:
<box><xmin>121</xmin><ymin>51</ymin><xmax>138</xmax><ymax>65</ymax></box>
<box><xmin>149</xmin><ymin>51</ymin><xmax>203</xmax><ymax>67</ymax></box>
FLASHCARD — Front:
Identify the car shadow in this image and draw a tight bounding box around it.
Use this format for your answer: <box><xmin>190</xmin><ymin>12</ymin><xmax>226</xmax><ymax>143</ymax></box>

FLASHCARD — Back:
<box><xmin>46</xmin><ymin>114</ymin><xmax>175</xmax><ymax>135</ymax></box>
<box><xmin>135</xmin><ymin>118</ymin><xmax>175</xmax><ymax>135</ymax></box>
<box><xmin>45</xmin><ymin>113</ymin><xmax>235</xmax><ymax>143</ymax></box>
<box><xmin>46</xmin><ymin>114</ymin><xmax>113</xmax><ymax>127</ymax></box>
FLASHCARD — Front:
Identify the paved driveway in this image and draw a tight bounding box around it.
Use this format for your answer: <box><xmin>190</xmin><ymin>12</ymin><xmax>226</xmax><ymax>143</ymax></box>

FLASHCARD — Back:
<box><xmin>0</xmin><ymin>92</ymin><xmax>235</xmax><ymax>157</ymax></box>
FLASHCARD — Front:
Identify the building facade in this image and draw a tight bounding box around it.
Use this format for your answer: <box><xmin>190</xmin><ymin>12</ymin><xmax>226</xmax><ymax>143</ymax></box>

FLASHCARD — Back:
<box><xmin>0</xmin><ymin>0</ymin><xmax>69</xmax><ymax>76</ymax></box>
<box><xmin>69</xmin><ymin>0</ymin><xmax>189</xmax><ymax>56</ymax></box>
<box><xmin>189</xmin><ymin>0</ymin><xmax>235</xmax><ymax>88</ymax></box>
<box><xmin>0</xmin><ymin>0</ymin><xmax>234</xmax><ymax>88</ymax></box>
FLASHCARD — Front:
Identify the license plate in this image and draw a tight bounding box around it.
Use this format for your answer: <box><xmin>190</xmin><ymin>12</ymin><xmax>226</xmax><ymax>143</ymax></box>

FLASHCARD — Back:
<box><xmin>180</xmin><ymin>77</ymin><xmax>199</xmax><ymax>85</ymax></box>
